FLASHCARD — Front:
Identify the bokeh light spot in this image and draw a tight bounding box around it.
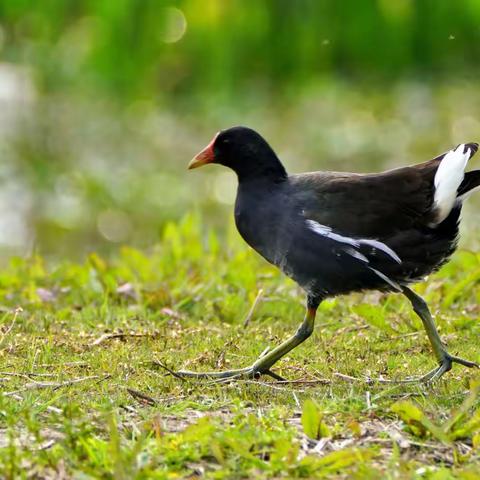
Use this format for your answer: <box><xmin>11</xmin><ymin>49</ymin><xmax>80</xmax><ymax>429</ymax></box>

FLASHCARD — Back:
<box><xmin>213</xmin><ymin>172</ymin><xmax>236</xmax><ymax>205</ymax></box>
<box><xmin>161</xmin><ymin>8</ymin><xmax>187</xmax><ymax>44</ymax></box>
<box><xmin>97</xmin><ymin>209</ymin><xmax>132</xmax><ymax>243</ymax></box>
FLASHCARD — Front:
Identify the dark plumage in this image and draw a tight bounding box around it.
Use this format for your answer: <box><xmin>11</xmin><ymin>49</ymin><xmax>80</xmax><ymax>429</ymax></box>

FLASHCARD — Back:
<box><xmin>181</xmin><ymin>126</ymin><xmax>480</xmax><ymax>382</ymax></box>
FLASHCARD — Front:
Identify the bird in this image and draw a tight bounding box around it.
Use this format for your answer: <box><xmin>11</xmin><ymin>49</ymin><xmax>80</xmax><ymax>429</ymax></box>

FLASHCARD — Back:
<box><xmin>179</xmin><ymin>126</ymin><xmax>480</xmax><ymax>382</ymax></box>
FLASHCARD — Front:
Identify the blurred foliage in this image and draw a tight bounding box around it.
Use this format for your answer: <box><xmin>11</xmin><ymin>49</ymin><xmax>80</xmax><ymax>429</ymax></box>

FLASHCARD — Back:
<box><xmin>1</xmin><ymin>0</ymin><xmax>480</xmax><ymax>100</ymax></box>
<box><xmin>0</xmin><ymin>0</ymin><xmax>479</xmax><ymax>259</ymax></box>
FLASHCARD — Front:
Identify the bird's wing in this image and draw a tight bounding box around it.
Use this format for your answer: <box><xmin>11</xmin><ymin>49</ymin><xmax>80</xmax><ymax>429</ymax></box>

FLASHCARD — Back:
<box><xmin>289</xmin><ymin>143</ymin><xmax>478</xmax><ymax>238</ymax></box>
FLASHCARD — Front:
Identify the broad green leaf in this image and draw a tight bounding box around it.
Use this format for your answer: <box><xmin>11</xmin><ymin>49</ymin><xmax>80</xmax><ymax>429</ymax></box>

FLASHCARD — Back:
<box><xmin>301</xmin><ymin>399</ymin><xmax>330</xmax><ymax>440</ymax></box>
<box><xmin>391</xmin><ymin>401</ymin><xmax>448</xmax><ymax>442</ymax></box>
<box><xmin>316</xmin><ymin>448</ymin><xmax>373</xmax><ymax>471</ymax></box>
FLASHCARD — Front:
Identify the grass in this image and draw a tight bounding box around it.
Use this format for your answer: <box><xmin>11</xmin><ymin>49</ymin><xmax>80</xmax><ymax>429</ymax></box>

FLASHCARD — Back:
<box><xmin>1</xmin><ymin>213</ymin><xmax>480</xmax><ymax>478</ymax></box>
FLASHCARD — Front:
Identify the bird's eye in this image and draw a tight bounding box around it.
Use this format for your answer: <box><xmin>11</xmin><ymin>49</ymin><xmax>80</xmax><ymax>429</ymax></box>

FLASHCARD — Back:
<box><xmin>222</xmin><ymin>138</ymin><xmax>230</xmax><ymax>145</ymax></box>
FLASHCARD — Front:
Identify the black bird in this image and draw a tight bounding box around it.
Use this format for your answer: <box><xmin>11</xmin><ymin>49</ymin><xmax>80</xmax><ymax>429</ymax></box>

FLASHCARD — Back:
<box><xmin>181</xmin><ymin>126</ymin><xmax>480</xmax><ymax>382</ymax></box>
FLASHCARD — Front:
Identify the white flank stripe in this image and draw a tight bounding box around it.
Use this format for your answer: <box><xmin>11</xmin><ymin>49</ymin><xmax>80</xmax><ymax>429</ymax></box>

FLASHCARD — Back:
<box><xmin>433</xmin><ymin>144</ymin><xmax>471</xmax><ymax>223</ymax></box>
<box><xmin>369</xmin><ymin>267</ymin><xmax>401</xmax><ymax>291</ymax></box>
<box><xmin>305</xmin><ymin>219</ymin><xmax>401</xmax><ymax>264</ymax></box>
<box><xmin>343</xmin><ymin>246</ymin><xmax>369</xmax><ymax>263</ymax></box>
<box><xmin>358</xmin><ymin>239</ymin><xmax>401</xmax><ymax>264</ymax></box>
<box><xmin>305</xmin><ymin>220</ymin><xmax>360</xmax><ymax>247</ymax></box>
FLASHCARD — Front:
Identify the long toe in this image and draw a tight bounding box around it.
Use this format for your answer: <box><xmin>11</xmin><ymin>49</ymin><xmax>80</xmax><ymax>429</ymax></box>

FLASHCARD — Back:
<box><xmin>408</xmin><ymin>354</ymin><xmax>479</xmax><ymax>384</ymax></box>
<box><xmin>264</xmin><ymin>369</ymin><xmax>287</xmax><ymax>382</ymax></box>
<box><xmin>449</xmin><ymin>355</ymin><xmax>479</xmax><ymax>369</ymax></box>
<box><xmin>400</xmin><ymin>366</ymin><xmax>442</xmax><ymax>384</ymax></box>
<box><xmin>420</xmin><ymin>354</ymin><xmax>478</xmax><ymax>383</ymax></box>
<box><xmin>174</xmin><ymin>366</ymin><xmax>257</xmax><ymax>381</ymax></box>
<box><xmin>426</xmin><ymin>363</ymin><xmax>451</xmax><ymax>383</ymax></box>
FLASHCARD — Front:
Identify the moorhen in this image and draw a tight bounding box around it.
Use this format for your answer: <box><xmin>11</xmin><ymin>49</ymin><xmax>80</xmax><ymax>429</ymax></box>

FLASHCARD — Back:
<box><xmin>181</xmin><ymin>126</ymin><xmax>479</xmax><ymax>382</ymax></box>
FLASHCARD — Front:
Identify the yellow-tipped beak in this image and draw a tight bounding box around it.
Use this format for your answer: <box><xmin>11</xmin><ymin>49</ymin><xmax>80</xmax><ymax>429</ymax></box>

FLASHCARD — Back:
<box><xmin>188</xmin><ymin>147</ymin><xmax>213</xmax><ymax>169</ymax></box>
<box><xmin>188</xmin><ymin>134</ymin><xmax>218</xmax><ymax>169</ymax></box>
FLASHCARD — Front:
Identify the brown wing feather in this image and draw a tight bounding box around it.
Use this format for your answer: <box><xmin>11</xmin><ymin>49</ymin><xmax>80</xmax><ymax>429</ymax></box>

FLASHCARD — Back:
<box><xmin>289</xmin><ymin>156</ymin><xmax>445</xmax><ymax>238</ymax></box>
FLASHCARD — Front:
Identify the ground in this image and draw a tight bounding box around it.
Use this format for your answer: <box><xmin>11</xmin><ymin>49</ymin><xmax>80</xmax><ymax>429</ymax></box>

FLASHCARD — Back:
<box><xmin>1</xmin><ymin>215</ymin><xmax>480</xmax><ymax>479</ymax></box>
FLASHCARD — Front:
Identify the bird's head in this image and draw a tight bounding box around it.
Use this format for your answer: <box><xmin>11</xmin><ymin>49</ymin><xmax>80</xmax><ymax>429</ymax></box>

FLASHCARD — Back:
<box><xmin>188</xmin><ymin>126</ymin><xmax>287</xmax><ymax>182</ymax></box>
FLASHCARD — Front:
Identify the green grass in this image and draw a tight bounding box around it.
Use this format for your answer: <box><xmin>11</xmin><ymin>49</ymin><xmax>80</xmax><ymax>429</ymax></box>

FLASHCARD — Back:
<box><xmin>1</xmin><ymin>214</ymin><xmax>480</xmax><ymax>478</ymax></box>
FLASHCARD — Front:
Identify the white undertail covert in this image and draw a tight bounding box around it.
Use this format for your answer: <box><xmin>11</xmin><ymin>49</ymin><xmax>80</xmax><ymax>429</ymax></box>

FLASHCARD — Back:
<box><xmin>433</xmin><ymin>144</ymin><xmax>473</xmax><ymax>223</ymax></box>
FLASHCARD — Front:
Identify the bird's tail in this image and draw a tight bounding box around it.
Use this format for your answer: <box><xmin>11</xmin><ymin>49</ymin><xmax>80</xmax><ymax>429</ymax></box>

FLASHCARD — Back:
<box><xmin>458</xmin><ymin>168</ymin><xmax>480</xmax><ymax>199</ymax></box>
<box><xmin>432</xmin><ymin>142</ymin><xmax>478</xmax><ymax>223</ymax></box>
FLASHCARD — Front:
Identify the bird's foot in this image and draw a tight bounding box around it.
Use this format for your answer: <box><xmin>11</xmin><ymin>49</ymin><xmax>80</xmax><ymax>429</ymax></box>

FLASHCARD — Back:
<box><xmin>171</xmin><ymin>343</ymin><xmax>290</xmax><ymax>383</ymax></box>
<box><xmin>402</xmin><ymin>353</ymin><xmax>478</xmax><ymax>384</ymax></box>
<box><xmin>173</xmin><ymin>365</ymin><xmax>286</xmax><ymax>383</ymax></box>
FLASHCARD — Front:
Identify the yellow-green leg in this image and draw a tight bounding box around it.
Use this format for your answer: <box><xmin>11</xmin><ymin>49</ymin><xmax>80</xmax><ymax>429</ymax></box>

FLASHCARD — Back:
<box><xmin>176</xmin><ymin>295</ymin><xmax>322</xmax><ymax>381</ymax></box>
<box><xmin>402</xmin><ymin>286</ymin><xmax>478</xmax><ymax>382</ymax></box>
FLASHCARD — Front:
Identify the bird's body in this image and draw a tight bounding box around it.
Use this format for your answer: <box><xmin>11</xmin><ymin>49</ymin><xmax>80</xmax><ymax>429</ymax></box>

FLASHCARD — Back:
<box><xmin>234</xmin><ymin>145</ymin><xmax>478</xmax><ymax>298</ymax></box>
<box><xmin>181</xmin><ymin>126</ymin><xmax>480</xmax><ymax>382</ymax></box>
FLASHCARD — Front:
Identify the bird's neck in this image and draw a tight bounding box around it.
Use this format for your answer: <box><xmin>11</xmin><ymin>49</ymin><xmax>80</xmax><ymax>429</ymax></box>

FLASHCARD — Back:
<box><xmin>236</xmin><ymin>157</ymin><xmax>288</xmax><ymax>184</ymax></box>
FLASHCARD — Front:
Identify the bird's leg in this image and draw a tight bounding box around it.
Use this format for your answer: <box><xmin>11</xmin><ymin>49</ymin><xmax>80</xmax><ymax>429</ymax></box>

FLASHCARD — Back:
<box><xmin>401</xmin><ymin>286</ymin><xmax>478</xmax><ymax>382</ymax></box>
<box><xmin>175</xmin><ymin>295</ymin><xmax>322</xmax><ymax>381</ymax></box>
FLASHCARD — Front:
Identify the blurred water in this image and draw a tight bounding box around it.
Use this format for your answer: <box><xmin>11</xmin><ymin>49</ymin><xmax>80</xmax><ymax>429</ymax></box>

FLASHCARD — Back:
<box><xmin>0</xmin><ymin>66</ymin><xmax>479</xmax><ymax>260</ymax></box>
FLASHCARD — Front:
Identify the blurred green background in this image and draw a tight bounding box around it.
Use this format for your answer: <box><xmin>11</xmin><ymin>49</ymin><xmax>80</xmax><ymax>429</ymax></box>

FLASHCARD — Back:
<box><xmin>0</xmin><ymin>0</ymin><xmax>480</xmax><ymax>260</ymax></box>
